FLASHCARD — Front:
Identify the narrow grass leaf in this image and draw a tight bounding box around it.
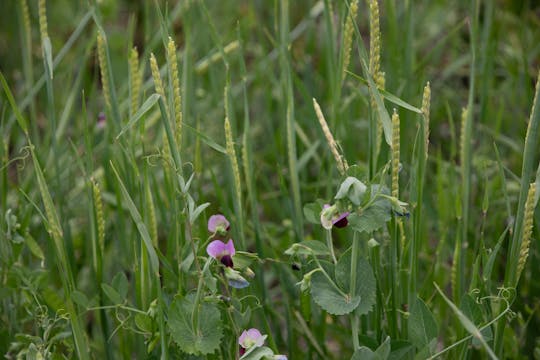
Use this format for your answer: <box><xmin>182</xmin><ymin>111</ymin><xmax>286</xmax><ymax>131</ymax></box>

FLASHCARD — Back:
<box><xmin>434</xmin><ymin>283</ymin><xmax>497</xmax><ymax>359</ymax></box>
<box><xmin>111</xmin><ymin>162</ymin><xmax>159</xmax><ymax>274</ymax></box>
<box><xmin>116</xmin><ymin>93</ymin><xmax>160</xmax><ymax>139</ymax></box>
<box><xmin>360</xmin><ymin>59</ymin><xmax>392</xmax><ymax>145</ymax></box>
<box><xmin>43</xmin><ymin>37</ymin><xmax>54</xmax><ymax>78</ymax></box>
<box><xmin>347</xmin><ymin>70</ymin><xmax>422</xmax><ymax>114</ymax></box>
<box><xmin>1</xmin><ymin>72</ymin><xmax>29</xmax><ymax>133</ymax></box>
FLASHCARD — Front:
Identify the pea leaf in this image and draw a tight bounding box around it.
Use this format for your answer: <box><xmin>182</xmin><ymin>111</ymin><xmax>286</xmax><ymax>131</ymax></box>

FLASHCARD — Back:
<box><xmin>233</xmin><ymin>251</ymin><xmax>260</xmax><ymax>270</ymax></box>
<box><xmin>348</xmin><ymin>204</ymin><xmax>391</xmax><ymax>233</ymax></box>
<box><xmin>284</xmin><ymin>240</ymin><xmax>330</xmax><ymax>257</ymax></box>
<box><xmin>348</xmin><ymin>185</ymin><xmax>392</xmax><ymax>233</ymax></box>
<box><xmin>135</xmin><ymin>313</ymin><xmax>153</xmax><ymax>333</ymax></box>
<box><xmin>352</xmin><ymin>347</ymin><xmax>378</xmax><ymax>360</ymax></box>
<box><xmin>168</xmin><ymin>293</ymin><xmax>223</xmax><ymax>355</ymax></box>
<box><xmin>335</xmin><ymin>249</ymin><xmax>377</xmax><ymax>316</ymax></box>
<box><xmin>112</xmin><ymin>272</ymin><xmax>129</xmax><ymax>299</ymax></box>
<box><xmin>351</xmin><ymin>336</ymin><xmax>391</xmax><ymax>360</ymax></box>
<box><xmin>240</xmin><ymin>346</ymin><xmax>274</xmax><ymax>360</ymax></box>
<box><xmin>311</xmin><ymin>249</ymin><xmax>376</xmax><ymax>316</ymax></box>
<box><xmin>311</xmin><ymin>268</ymin><xmax>360</xmax><ymax>315</ymax></box>
<box><xmin>303</xmin><ymin>202</ymin><xmax>323</xmax><ymax>224</ymax></box>
<box><xmin>101</xmin><ymin>283</ymin><xmax>123</xmax><ymax>305</ymax></box>
<box><xmin>408</xmin><ymin>297</ymin><xmax>438</xmax><ymax>350</ymax></box>
<box><xmin>335</xmin><ymin>177</ymin><xmax>367</xmax><ymax>205</ymax></box>
<box><xmin>71</xmin><ymin>291</ymin><xmax>89</xmax><ymax>308</ymax></box>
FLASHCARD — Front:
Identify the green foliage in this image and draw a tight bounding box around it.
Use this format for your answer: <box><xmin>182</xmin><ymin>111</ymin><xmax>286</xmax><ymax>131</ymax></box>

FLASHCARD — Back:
<box><xmin>284</xmin><ymin>240</ymin><xmax>330</xmax><ymax>257</ymax></box>
<box><xmin>408</xmin><ymin>297</ymin><xmax>438</xmax><ymax>351</ymax></box>
<box><xmin>168</xmin><ymin>294</ymin><xmax>224</xmax><ymax>355</ymax></box>
<box><xmin>311</xmin><ymin>249</ymin><xmax>376</xmax><ymax>316</ymax></box>
<box><xmin>1</xmin><ymin>0</ymin><xmax>539</xmax><ymax>358</ymax></box>
<box><xmin>351</xmin><ymin>336</ymin><xmax>390</xmax><ymax>360</ymax></box>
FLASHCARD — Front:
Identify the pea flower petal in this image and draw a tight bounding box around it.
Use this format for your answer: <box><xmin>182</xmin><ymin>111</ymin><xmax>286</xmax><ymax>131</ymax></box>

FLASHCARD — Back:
<box><xmin>208</xmin><ymin>214</ymin><xmax>230</xmax><ymax>234</ymax></box>
<box><xmin>321</xmin><ymin>204</ymin><xmax>350</xmax><ymax>229</ymax></box>
<box><xmin>207</xmin><ymin>239</ymin><xmax>236</xmax><ymax>267</ymax></box>
<box><xmin>225</xmin><ymin>267</ymin><xmax>250</xmax><ymax>289</ymax></box>
<box><xmin>239</xmin><ymin>328</ymin><xmax>266</xmax><ymax>349</ymax></box>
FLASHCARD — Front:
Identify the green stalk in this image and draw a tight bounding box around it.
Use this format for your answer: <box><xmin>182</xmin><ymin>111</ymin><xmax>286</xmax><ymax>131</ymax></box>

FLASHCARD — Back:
<box><xmin>17</xmin><ymin>0</ymin><xmax>37</xmax><ymax>139</ymax></box>
<box><xmin>224</xmin><ymin>78</ymin><xmax>246</xmax><ymax>249</ymax></box>
<box><xmin>321</xmin><ymin>0</ymin><xmax>338</xmax><ymax>127</ymax></box>
<box><xmin>457</xmin><ymin>0</ymin><xmax>479</xmax><ymax>304</ymax></box>
<box><xmin>6</xmin><ymin>9</ymin><xmax>93</xmax><ymax>132</ymax></box>
<box><xmin>192</xmin><ymin>257</ymin><xmax>213</xmax><ymax>331</ymax></box>
<box><xmin>236</xmin><ymin>27</ymin><xmax>279</xmax><ymax>346</ymax></box>
<box><xmin>325</xmin><ymin>229</ymin><xmax>337</xmax><ymax>264</ymax></box>
<box><xmin>111</xmin><ymin>162</ymin><xmax>166</xmax><ymax>359</ymax></box>
<box><xmin>280</xmin><ymin>0</ymin><xmax>303</xmax><ymax>242</ymax></box>
<box><xmin>495</xmin><ymin>70</ymin><xmax>540</xmax><ymax>356</ymax></box>
<box><xmin>408</xmin><ymin>119</ymin><xmax>425</xmax><ymax>301</ymax></box>
<box><xmin>29</xmin><ymin>140</ymin><xmax>90</xmax><ymax>360</ymax></box>
<box><xmin>350</xmin><ymin>231</ymin><xmax>360</xmax><ymax>350</ymax></box>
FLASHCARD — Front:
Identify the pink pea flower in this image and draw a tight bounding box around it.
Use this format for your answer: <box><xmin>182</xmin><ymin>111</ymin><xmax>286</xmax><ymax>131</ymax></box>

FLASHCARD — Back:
<box><xmin>208</xmin><ymin>214</ymin><xmax>230</xmax><ymax>235</ymax></box>
<box><xmin>239</xmin><ymin>328</ymin><xmax>266</xmax><ymax>350</ymax></box>
<box><xmin>321</xmin><ymin>204</ymin><xmax>350</xmax><ymax>229</ymax></box>
<box><xmin>206</xmin><ymin>239</ymin><xmax>235</xmax><ymax>268</ymax></box>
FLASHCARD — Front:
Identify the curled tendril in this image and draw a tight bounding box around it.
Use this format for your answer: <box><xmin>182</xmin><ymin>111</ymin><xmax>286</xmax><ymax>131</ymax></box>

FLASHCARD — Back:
<box><xmin>144</xmin><ymin>153</ymin><xmax>163</xmax><ymax>167</ymax></box>
<box><xmin>183</xmin><ymin>161</ymin><xmax>194</xmax><ymax>174</ymax></box>
<box><xmin>109</xmin><ymin>308</ymin><xmax>132</xmax><ymax>341</ymax></box>
<box><xmin>0</xmin><ymin>146</ymin><xmax>31</xmax><ymax>172</ymax></box>
<box><xmin>238</xmin><ymin>294</ymin><xmax>263</xmax><ymax>310</ymax></box>
<box><xmin>506</xmin><ymin>309</ymin><xmax>517</xmax><ymax>321</ymax></box>
<box><xmin>497</xmin><ymin>286</ymin><xmax>516</xmax><ymax>303</ymax></box>
<box><xmin>56</xmin><ymin>308</ymin><xmax>69</xmax><ymax>321</ymax></box>
<box><xmin>469</xmin><ymin>288</ymin><xmax>482</xmax><ymax>304</ymax></box>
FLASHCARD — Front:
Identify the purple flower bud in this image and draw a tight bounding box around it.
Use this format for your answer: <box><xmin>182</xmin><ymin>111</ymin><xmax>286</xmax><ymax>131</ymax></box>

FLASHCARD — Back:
<box><xmin>208</xmin><ymin>214</ymin><xmax>230</xmax><ymax>235</ymax></box>
<box><xmin>97</xmin><ymin>112</ymin><xmax>106</xmax><ymax>129</ymax></box>
<box><xmin>224</xmin><ymin>267</ymin><xmax>250</xmax><ymax>289</ymax></box>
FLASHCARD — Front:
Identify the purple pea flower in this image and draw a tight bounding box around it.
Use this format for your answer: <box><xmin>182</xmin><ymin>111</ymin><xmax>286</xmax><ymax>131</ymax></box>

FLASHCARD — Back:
<box><xmin>207</xmin><ymin>239</ymin><xmax>235</xmax><ymax>268</ymax></box>
<box><xmin>239</xmin><ymin>328</ymin><xmax>266</xmax><ymax>350</ymax></box>
<box><xmin>208</xmin><ymin>214</ymin><xmax>230</xmax><ymax>235</ymax></box>
<box><xmin>96</xmin><ymin>112</ymin><xmax>106</xmax><ymax>129</ymax></box>
<box><xmin>321</xmin><ymin>204</ymin><xmax>350</xmax><ymax>229</ymax></box>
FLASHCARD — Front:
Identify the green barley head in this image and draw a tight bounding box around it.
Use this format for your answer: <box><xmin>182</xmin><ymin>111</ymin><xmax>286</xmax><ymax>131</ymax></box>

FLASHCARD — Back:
<box><xmin>167</xmin><ymin>37</ymin><xmax>183</xmax><ymax>149</ymax></box>
<box><xmin>516</xmin><ymin>183</ymin><xmax>536</xmax><ymax>283</ymax></box>
<box><xmin>97</xmin><ymin>32</ymin><xmax>112</xmax><ymax>111</ymax></box>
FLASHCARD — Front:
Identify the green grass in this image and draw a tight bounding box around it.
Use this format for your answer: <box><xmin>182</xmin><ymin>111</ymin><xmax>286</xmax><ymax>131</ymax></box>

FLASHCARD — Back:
<box><xmin>1</xmin><ymin>0</ymin><xmax>540</xmax><ymax>359</ymax></box>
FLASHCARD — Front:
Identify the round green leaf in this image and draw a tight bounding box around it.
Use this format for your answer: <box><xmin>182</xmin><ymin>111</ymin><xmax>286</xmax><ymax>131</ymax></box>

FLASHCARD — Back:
<box><xmin>335</xmin><ymin>249</ymin><xmax>377</xmax><ymax>316</ymax></box>
<box><xmin>168</xmin><ymin>293</ymin><xmax>223</xmax><ymax>355</ymax></box>
<box><xmin>311</xmin><ymin>268</ymin><xmax>361</xmax><ymax>315</ymax></box>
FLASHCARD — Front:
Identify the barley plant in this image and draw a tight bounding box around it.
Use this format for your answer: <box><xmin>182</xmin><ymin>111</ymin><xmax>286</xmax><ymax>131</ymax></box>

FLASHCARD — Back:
<box><xmin>1</xmin><ymin>1</ymin><xmax>540</xmax><ymax>359</ymax></box>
